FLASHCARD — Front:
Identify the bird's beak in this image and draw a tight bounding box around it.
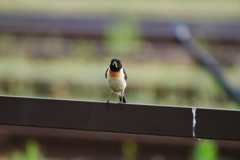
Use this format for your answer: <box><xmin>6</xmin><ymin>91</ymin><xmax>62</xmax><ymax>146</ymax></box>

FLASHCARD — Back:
<box><xmin>112</xmin><ymin>61</ymin><xmax>118</xmax><ymax>68</ymax></box>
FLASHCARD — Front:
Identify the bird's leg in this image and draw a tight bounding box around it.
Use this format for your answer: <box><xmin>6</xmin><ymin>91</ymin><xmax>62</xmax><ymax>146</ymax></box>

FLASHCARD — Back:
<box><xmin>105</xmin><ymin>92</ymin><xmax>114</xmax><ymax>110</ymax></box>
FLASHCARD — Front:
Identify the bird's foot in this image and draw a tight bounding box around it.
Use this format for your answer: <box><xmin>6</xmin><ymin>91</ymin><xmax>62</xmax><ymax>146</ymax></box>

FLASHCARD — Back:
<box><xmin>105</xmin><ymin>100</ymin><xmax>110</xmax><ymax>111</ymax></box>
<box><xmin>118</xmin><ymin>101</ymin><xmax>123</xmax><ymax>109</ymax></box>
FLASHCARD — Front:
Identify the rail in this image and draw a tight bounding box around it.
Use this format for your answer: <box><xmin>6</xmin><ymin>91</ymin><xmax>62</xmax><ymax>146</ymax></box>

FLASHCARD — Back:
<box><xmin>0</xmin><ymin>95</ymin><xmax>240</xmax><ymax>141</ymax></box>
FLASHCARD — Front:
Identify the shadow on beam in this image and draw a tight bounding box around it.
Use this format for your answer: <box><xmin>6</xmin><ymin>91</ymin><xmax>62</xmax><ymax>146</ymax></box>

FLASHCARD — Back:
<box><xmin>0</xmin><ymin>95</ymin><xmax>240</xmax><ymax>141</ymax></box>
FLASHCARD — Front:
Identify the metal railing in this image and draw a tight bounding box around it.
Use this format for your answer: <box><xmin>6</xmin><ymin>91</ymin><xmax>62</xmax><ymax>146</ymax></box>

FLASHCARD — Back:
<box><xmin>0</xmin><ymin>95</ymin><xmax>240</xmax><ymax>141</ymax></box>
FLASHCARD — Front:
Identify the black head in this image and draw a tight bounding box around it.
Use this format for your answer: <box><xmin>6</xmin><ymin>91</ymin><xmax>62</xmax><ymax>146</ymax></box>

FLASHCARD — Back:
<box><xmin>109</xmin><ymin>58</ymin><xmax>122</xmax><ymax>72</ymax></box>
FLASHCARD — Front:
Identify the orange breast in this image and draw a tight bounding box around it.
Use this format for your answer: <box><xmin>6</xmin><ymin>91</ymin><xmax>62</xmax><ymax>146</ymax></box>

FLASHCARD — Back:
<box><xmin>109</xmin><ymin>70</ymin><xmax>120</xmax><ymax>78</ymax></box>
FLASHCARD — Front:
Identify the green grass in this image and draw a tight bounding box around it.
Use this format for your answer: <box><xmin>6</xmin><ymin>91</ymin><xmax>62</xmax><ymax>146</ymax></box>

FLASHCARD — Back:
<box><xmin>191</xmin><ymin>140</ymin><xmax>219</xmax><ymax>160</ymax></box>
<box><xmin>0</xmin><ymin>0</ymin><xmax>240</xmax><ymax>19</ymax></box>
<box><xmin>0</xmin><ymin>58</ymin><xmax>213</xmax><ymax>88</ymax></box>
<box><xmin>0</xmin><ymin>57</ymin><xmax>239</xmax><ymax>109</ymax></box>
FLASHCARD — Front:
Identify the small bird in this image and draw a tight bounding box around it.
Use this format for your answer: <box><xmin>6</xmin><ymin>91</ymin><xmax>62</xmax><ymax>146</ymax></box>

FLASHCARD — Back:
<box><xmin>105</xmin><ymin>58</ymin><xmax>127</xmax><ymax>109</ymax></box>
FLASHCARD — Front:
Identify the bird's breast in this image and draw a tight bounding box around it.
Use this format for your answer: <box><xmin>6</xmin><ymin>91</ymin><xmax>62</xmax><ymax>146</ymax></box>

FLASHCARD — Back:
<box><xmin>109</xmin><ymin>70</ymin><xmax>120</xmax><ymax>78</ymax></box>
<box><xmin>107</xmin><ymin>69</ymin><xmax>126</xmax><ymax>93</ymax></box>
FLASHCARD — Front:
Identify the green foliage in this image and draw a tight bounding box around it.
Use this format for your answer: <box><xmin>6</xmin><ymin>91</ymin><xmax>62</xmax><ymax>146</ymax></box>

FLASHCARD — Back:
<box><xmin>25</xmin><ymin>140</ymin><xmax>40</xmax><ymax>160</ymax></box>
<box><xmin>4</xmin><ymin>139</ymin><xmax>220</xmax><ymax>160</ymax></box>
<box><xmin>7</xmin><ymin>140</ymin><xmax>40</xmax><ymax>160</ymax></box>
<box><xmin>105</xmin><ymin>15</ymin><xmax>141</xmax><ymax>55</ymax></box>
<box><xmin>4</xmin><ymin>139</ymin><xmax>87</xmax><ymax>160</ymax></box>
<box><xmin>121</xmin><ymin>140</ymin><xmax>139</xmax><ymax>160</ymax></box>
<box><xmin>191</xmin><ymin>140</ymin><xmax>219</xmax><ymax>160</ymax></box>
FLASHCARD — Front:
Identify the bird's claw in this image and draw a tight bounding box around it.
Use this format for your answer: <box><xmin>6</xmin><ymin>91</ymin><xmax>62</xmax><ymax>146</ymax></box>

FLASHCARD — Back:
<box><xmin>105</xmin><ymin>100</ymin><xmax>110</xmax><ymax>111</ymax></box>
<box><xmin>118</xmin><ymin>101</ymin><xmax>123</xmax><ymax>109</ymax></box>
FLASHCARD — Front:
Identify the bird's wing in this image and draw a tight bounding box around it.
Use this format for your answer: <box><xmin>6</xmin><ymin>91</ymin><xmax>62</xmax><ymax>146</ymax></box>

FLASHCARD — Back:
<box><xmin>123</xmin><ymin>68</ymin><xmax>127</xmax><ymax>80</ymax></box>
<box><xmin>105</xmin><ymin>68</ymin><xmax>109</xmax><ymax>79</ymax></box>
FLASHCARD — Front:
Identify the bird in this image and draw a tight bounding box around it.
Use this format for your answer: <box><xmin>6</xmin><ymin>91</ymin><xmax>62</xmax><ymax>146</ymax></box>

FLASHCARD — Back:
<box><xmin>105</xmin><ymin>58</ymin><xmax>127</xmax><ymax>109</ymax></box>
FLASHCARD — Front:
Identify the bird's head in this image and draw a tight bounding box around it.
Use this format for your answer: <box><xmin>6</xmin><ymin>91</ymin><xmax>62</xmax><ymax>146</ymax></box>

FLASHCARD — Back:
<box><xmin>110</xmin><ymin>58</ymin><xmax>122</xmax><ymax>72</ymax></box>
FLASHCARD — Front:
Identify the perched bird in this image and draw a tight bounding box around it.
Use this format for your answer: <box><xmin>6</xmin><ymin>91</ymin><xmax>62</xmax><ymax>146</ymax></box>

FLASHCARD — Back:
<box><xmin>105</xmin><ymin>58</ymin><xmax>127</xmax><ymax>109</ymax></box>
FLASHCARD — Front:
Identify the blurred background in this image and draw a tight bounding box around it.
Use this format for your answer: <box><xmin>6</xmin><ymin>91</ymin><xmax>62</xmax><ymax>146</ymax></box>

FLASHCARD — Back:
<box><xmin>0</xmin><ymin>0</ymin><xmax>240</xmax><ymax>159</ymax></box>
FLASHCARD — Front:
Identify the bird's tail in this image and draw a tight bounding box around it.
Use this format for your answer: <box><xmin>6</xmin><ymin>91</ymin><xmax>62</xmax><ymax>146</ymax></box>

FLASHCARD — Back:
<box><xmin>119</xmin><ymin>96</ymin><xmax>127</xmax><ymax>103</ymax></box>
